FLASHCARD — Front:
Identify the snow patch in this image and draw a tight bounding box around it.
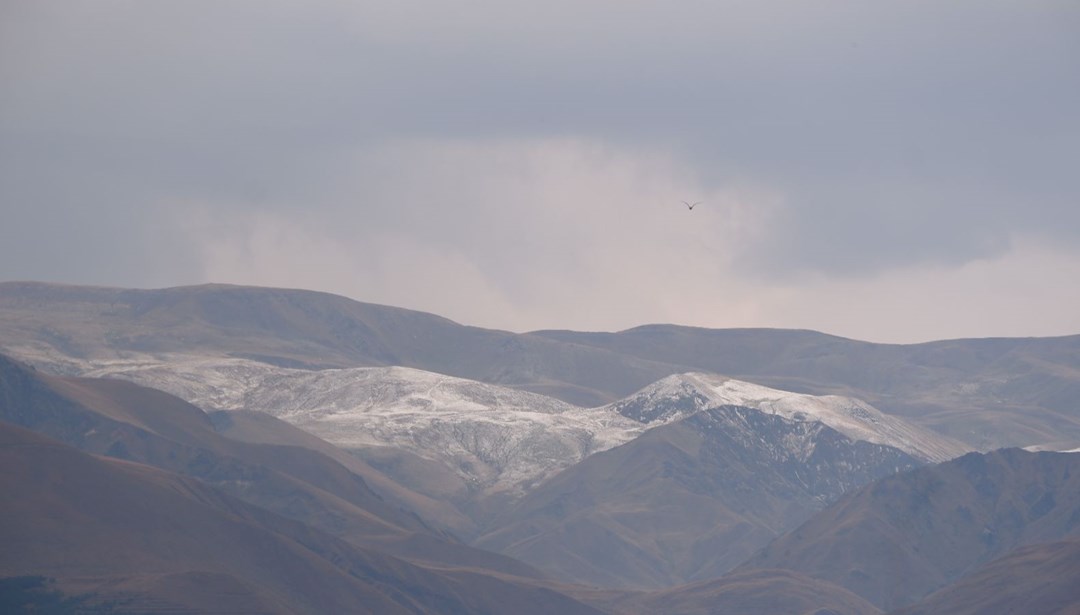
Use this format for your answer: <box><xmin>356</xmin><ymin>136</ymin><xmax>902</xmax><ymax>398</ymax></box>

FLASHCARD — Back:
<box><xmin>83</xmin><ymin>356</ymin><xmax>648</xmax><ymax>498</ymax></box>
<box><xmin>74</xmin><ymin>356</ymin><xmax>969</xmax><ymax>498</ymax></box>
<box><xmin>608</xmin><ymin>373</ymin><xmax>969</xmax><ymax>462</ymax></box>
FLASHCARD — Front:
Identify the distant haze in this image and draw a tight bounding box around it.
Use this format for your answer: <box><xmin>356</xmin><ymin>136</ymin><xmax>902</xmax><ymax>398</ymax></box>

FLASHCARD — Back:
<box><xmin>2</xmin><ymin>1</ymin><xmax>1078</xmax><ymax>342</ymax></box>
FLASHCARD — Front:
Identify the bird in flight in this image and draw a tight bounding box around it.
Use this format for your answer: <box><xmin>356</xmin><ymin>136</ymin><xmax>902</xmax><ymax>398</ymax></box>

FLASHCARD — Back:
<box><xmin>682</xmin><ymin>201</ymin><xmax>702</xmax><ymax>210</ymax></box>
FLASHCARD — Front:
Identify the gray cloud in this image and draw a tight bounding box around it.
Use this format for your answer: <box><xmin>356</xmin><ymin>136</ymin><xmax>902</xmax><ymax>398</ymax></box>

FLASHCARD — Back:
<box><xmin>1</xmin><ymin>0</ymin><xmax>1078</xmax><ymax>340</ymax></box>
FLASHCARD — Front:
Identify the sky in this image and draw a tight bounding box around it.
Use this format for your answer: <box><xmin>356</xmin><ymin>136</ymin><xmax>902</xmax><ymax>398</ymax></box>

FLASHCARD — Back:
<box><xmin>2</xmin><ymin>0</ymin><xmax>1079</xmax><ymax>343</ymax></box>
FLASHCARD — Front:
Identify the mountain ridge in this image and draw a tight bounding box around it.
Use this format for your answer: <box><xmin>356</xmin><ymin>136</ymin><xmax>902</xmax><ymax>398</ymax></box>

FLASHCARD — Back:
<box><xmin>70</xmin><ymin>356</ymin><xmax>959</xmax><ymax>513</ymax></box>
<box><xmin>738</xmin><ymin>447</ymin><xmax>1080</xmax><ymax>610</ymax></box>
<box><xmin>4</xmin><ymin>281</ymin><xmax>1080</xmax><ymax>451</ymax></box>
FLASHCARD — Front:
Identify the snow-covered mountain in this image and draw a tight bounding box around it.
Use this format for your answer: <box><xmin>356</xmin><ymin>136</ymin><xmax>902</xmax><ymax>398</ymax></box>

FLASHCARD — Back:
<box><xmin>609</xmin><ymin>372</ymin><xmax>970</xmax><ymax>462</ymax></box>
<box><xmin>83</xmin><ymin>356</ymin><xmax>648</xmax><ymax>497</ymax></box>
<box><xmin>81</xmin><ymin>357</ymin><xmax>968</xmax><ymax>501</ymax></box>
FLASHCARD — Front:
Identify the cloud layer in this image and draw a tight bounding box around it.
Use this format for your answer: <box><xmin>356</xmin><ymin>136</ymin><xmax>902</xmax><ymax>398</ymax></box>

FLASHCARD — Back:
<box><xmin>2</xmin><ymin>0</ymin><xmax>1078</xmax><ymax>341</ymax></box>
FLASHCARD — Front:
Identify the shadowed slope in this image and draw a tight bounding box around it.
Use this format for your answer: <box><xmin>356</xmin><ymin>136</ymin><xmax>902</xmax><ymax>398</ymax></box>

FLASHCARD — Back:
<box><xmin>892</xmin><ymin>536</ymin><xmax>1080</xmax><ymax>615</ymax></box>
<box><xmin>475</xmin><ymin>405</ymin><xmax>919</xmax><ymax>588</ymax></box>
<box><xmin>0</xmin><ymin>352</ymin><xmax>542</xmax><ymax>578</ymax></box>
<box><xmin>209</xmin><ymin>408</ymin><xmax>478</xmax><ymax>537</ymax></box>
<box><xmin>0</xmin><ymin>421</ymin><xmax>604</xmax><ymax>615</ymax></box>
<box><xmin>739</xmin><ymin>448</ymin><xmax>1080</xmax><ymax>611</ymax></box>
<box><xmin>0</xmin><ymin>352</ymin><xmax>419</xmax><ymax>537</ymax></box>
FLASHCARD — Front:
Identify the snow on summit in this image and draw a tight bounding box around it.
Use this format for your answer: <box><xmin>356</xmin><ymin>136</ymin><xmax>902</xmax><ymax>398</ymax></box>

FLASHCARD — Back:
<box><xmin>84</xmin><ymin>357</ymin><xmax>649</xmax><ymax>497</ymax></box>
<box><xmin>81</xmin><ymin>357</ymin><xmax>967</xmax><ymax>498</ymax></box>
<box><xmin>608</xmin><ymin>372</ymin><xmax>969</xmax><ymax>462</ymax></box>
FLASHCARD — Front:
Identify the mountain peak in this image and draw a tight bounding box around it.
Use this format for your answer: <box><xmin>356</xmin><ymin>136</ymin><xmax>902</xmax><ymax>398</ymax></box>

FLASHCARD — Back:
<box><xmin>608</xmin><ymin>372</ymin><xmax>969</xmax><ymax>463</ymax></box>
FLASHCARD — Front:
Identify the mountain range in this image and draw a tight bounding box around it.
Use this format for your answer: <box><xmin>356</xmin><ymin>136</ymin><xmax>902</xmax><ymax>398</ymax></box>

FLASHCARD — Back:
<box><xmin>0</xmin><ymin>348</ymin><xmax>885</xmax><ymax>613</ymax></box>
<box><xmin>2</xmin><ymin>281</ymin><xmax>1079</xmax><ymax>612</ymax></box>
<box><xmin>3</xmin><ymin>281</ymin><xmax>1079</xmax><ymax>450</ymax></box>
<box><xmin>14</xmin><ymin>341</ymin><xmax>969</xmax><ymax>588</ymax></box>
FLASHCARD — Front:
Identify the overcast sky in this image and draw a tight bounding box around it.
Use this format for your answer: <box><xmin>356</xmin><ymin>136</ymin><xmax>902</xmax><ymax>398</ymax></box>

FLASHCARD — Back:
<box><xmin>2</xmin><ymin>0</ymin><xmax>1078</xmax><ymax>342</ymax></box>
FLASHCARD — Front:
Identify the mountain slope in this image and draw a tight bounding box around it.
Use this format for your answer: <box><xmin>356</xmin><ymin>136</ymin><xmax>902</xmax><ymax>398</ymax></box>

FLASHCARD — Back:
<box><xmin>474</xmin><ymin>405</ymin><xmax>920</xmax><ymax>588</ymax></box>
<box><xmin>0</xmin><ymin>421</ymin><xmax>605</xmax><ymax>615</ymax></box>
<box><xmin>739</xmin><ymin>448</ymin><xmax>1080</xmax><ymax>611</ymax></box>
<box><xmin>0</xmin><ymin>352</ymin><xmax>418</xmax><ymax>537</ymax></box>
<box><xmin>0</xmin><ymin>352</ymin><xmax>543</xmax><ymax>577</ymax></box>
<box><xmin>208</xmin><ymin>408</ymin><xmax>478</xmax><ymax>536</ymax></box>
<box><xmin>616</xmin><ymin>569</ymin><xmax>882</xmax><ymax>615</ymax></box>
<box><xmin>892</xmin><ymin>536</ymin><xmax>1080</xmax><ymax>615</ymax></box>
